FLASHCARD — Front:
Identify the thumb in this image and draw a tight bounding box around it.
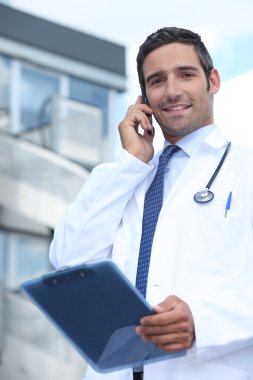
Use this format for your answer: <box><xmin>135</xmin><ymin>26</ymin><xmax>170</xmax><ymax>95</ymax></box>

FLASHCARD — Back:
<box><xmin>153</xmin><ymin>295</ymin><xmax>182</xmax><ymax>314</ymax></box>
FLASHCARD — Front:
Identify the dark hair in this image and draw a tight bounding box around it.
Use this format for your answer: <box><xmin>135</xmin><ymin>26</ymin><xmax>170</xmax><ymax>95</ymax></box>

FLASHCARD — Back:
<box><xmin>137</xmin><ymin>27</ymin><xmax>214</xmax><ymax>92</ymax></box>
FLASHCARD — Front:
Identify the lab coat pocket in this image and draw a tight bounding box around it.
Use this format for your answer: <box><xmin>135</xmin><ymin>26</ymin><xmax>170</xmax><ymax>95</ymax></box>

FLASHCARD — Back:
<box><xmin>186</xmin><ymin>207</ymin><xmax>252</xmax><ymax>276</ymax></box>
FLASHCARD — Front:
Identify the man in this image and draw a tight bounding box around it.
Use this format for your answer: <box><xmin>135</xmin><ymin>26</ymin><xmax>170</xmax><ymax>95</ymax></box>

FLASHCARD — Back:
<box><xmin>50</xmin><ymin>27</ymin><xmax>253</xmax><ymax>380</ymax></box>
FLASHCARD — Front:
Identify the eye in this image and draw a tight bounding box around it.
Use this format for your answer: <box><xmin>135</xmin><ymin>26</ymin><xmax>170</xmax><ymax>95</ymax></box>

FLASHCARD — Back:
<box><xmin>150</xmin><ymin>77</ymin><xmax>165</xmax><ymax>86</ymax></box>
<box><xmin>180</xmin><ymin>72</ymin><xmax>195</xmax><ymax>79</ymax></box>
<box><xmin>152</xmin><ymin>78</ymin><xmax>161</xmax><ymax>84</ymax></box>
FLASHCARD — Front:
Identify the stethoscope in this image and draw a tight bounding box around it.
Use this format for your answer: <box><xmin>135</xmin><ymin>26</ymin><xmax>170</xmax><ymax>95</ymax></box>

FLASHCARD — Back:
<box><xmin>194</xmin><ymin>141</ymin><xmax>232</xmax><ymax>204</ymax></box>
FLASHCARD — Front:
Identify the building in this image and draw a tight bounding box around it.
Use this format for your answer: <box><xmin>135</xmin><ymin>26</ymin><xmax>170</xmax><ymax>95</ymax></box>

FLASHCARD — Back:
<box><xmin>0</xmin><ymin>3</ymin><xmax>126</xmax><ymax>379</ymax></box>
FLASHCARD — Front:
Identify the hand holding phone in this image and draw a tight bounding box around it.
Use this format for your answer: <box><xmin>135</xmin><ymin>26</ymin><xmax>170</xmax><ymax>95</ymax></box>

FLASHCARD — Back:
<box><xmin>118</xmin><ymin>94</ymin><xmax>155</xmax><ymax>163</ymax></box>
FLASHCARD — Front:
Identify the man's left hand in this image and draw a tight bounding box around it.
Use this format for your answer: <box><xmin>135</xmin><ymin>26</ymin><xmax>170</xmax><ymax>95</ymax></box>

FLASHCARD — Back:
<box><xmin>135</xmin><ymin>295</ymin><xmax>195</xmax><ymax>352</ymax></box>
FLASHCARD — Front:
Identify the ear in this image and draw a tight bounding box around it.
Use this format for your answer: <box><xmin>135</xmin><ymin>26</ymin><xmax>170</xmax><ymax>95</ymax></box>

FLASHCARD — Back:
<box><xmin>209</xmin><ymin>68</ymin><xmax>220</xmax><ymax>94</ymax></box>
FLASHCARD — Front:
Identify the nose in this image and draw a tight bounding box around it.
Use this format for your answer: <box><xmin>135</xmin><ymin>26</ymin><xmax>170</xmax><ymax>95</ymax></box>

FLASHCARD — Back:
<box><xmin>164</xmin><ymin>76</ymin><xmax>182</xmax><ymax>101</ymax></box>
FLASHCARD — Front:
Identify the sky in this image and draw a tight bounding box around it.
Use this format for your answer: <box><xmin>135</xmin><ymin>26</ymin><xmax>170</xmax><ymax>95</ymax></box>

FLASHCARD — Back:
<box><xmin>4</xmin><ymin>0</ymin><xmax>253</xmax><ymax>148</ymax></box>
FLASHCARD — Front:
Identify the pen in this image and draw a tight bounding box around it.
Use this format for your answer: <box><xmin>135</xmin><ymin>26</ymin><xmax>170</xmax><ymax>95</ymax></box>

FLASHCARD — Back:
<box><xmin>224</xmin><ymin>191</ymin><xmax>232</xmax><ymax>218</ymax></box>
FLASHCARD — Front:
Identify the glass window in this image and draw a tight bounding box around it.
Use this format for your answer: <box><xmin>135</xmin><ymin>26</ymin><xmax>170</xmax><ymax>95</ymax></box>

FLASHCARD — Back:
<box><xmin>0</xmin><ymin>54</ymin><xmax>11</xmax><ymax>130</ymax></box>
<box><xmin>0</xmin><ymin>229</ymin><xmax>5</xmax><ymax>352</ymax></box>
<box><xmin>20</xmin><ymin>67</ymin><xmax>59</xmax><ymax>130</ymax></box>
<box><xmin>0</xmin><ymin>230</ymin><xmax>7</xmax><ymax>281</ymax></box>
<box><xmin>6</xmin><ymin>232</ymin><xmax>50</xmax><ymax>289</ymax></box>
<box><xmin>69</xmin><ymin>77</ymin><xmax>108</xmax><ymax>136</ymax></box>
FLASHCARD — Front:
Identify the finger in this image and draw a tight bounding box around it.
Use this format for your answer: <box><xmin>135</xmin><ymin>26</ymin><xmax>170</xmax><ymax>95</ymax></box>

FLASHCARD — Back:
<box><xmin>136</xmin><ymin>322</ymin><xmax>183</xmax><ymax>336</ymax></box>
<box><xmin>140</xmin><ymin>332</ymin><xmax>194</xmax><ymax>350</ymax></box>
<box><xmin>134</xmin><ymin>112</ymin><xmax>153</xmax><ymax>134</ymax></box>
<box><xmin>136</xmin><ymin>319</ymin><xmax>193</xmax><ymax>341</ymax></box>
<box><xmin>143</xmin><ymin>126</ymin><xmax>155</xmax><ymax>140</ymax></box>
<box><xmin>142</xmin><ymin>331</ymin><xmax>191</xmax><ymax>344</ymax></box>
<box><xmin>134</xmin><ymin>96</ymin><xmax>153</xmax><ymax>121</ymax></box>
<box><xmin>140</xmin><ymin>311</ymin><xmax>178</xmax><ymax>327</ymax></box>
<box><xmin>156</xmin><ymin>334</ymin><xmax>194</xmax><ymax>351</ymax></box>
<box><xmin>154</xmin><ymin>295</ymin><xmax>182</xmax><ymax>314</ymax></box>
<box><xmin>135</xmin><ymin>95</ymin><xmax>143</xmax><ymax>105</ymax></box>
<box><xmin>157</xmin><ymin>342</ymin><xmax>189</xmax><ymax>352</ymax></box>
<box><xmin>120</xmin><ymin>108</ymin><xmax>149</xmax><ymax>132</ymax></box>
<box><xmin>141</xmin><ymin>297</ymin><xmax>191</xmax><ymax>326</ymax></box>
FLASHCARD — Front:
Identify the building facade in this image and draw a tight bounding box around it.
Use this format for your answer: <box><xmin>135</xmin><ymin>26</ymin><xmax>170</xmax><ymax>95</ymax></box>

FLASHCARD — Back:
<box><xmin>0</xmin><ymin>4</ymin><xmax>126</xmax><ymax>379</ymax></box>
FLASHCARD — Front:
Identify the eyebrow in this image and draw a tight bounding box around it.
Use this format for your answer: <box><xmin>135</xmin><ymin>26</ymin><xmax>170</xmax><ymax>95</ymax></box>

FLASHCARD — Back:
<box><xmin>177</xmin><ymin>65</ymin><xmax>200</xmax><ymax>73</ymax></box>
<box><xmin>145</xmin><ymin>71</ymin><xmax>163</xmax><ymax>85</ymax></box>
<box><xmin>145</xmin><ymin>66</ymin><xmax>200</xmax><ymax>84</ymax></box>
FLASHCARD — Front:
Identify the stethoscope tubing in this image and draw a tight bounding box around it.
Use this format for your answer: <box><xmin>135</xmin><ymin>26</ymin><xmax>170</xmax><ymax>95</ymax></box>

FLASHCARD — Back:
<box><xmin>206</xmin><ymin>141</ymin><xmax>231</xmax><ymax>189</ymax></box>
<box><xmin>194</xmin><ymin>141</ymin><xmax>232</xmax><ymax>204</ymax></box>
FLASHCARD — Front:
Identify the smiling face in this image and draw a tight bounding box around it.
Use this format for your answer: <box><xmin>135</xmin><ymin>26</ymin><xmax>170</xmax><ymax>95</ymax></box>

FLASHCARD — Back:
<box><xmin>142</xmin><ymin>43</ymin><xmax>220</xmax><ymax>143</ymax></box>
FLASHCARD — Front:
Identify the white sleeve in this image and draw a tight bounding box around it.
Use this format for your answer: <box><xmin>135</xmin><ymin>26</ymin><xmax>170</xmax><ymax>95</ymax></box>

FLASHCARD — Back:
<box><xmin>187</xmin><ymin>286</ymin><xmax>253</xmax><ymax>362</ymax></box>
<box><xmin>49</xmin><ymin>150</ymin><xmax>153</xmax><ymax>268</ymax></box>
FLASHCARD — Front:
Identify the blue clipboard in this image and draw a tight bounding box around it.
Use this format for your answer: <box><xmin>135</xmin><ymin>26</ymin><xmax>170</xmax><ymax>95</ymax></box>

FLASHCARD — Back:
<box><xmin>20</xmin><ymin>260</ymin><xmax>185</xmax><ymax>373</ymax></box>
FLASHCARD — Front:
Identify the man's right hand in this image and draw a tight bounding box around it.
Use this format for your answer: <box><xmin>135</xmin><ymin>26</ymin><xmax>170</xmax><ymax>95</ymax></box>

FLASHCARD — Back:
<box><xmin>118</xmin><ymin>96</ymin><xmax>155</xmax><ymax>163</ymax></box>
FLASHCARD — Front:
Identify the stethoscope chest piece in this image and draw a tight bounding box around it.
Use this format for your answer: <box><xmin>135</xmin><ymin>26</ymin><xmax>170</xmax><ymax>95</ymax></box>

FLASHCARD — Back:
<box><xmin>193</xmin><ymin>141</ymin><xmax>231</xmax><ymax>205</ymax></box>
<box><xmin>194</xmin><ymin>189</ymin><xmax>214</xmax><ymax>204</ymax></box>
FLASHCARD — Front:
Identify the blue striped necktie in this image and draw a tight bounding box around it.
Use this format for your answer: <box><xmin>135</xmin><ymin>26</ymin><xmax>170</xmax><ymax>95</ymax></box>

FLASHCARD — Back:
<box><xmin>135</xmin><ymin>145</ymin><xmax>180</xmax><ymax>297</ymax></box>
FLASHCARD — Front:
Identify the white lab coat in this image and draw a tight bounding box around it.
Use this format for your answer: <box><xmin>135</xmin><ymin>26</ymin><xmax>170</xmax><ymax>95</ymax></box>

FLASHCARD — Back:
<box><xmin>50</xmin><ymin>127</ymin><xmax>253</xmax><ymax>380</ymax></box>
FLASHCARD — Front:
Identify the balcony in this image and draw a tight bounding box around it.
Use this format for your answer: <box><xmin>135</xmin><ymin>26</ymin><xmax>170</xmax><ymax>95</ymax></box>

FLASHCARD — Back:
<box><xmin>0</xmin><ymin>130</ymin><xmax>89</xmax><ymax>228</ymax></box>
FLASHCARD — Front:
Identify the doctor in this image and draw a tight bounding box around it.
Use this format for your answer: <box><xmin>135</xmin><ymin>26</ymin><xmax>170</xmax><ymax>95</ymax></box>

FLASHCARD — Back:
<box><xmin>50</xmin><ymin>27</ymin><xmax>253</xmax><ymax>380</ymax></box>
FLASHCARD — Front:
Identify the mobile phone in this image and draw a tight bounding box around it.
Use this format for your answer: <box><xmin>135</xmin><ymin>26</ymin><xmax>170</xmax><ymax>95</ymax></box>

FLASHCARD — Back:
<box><xmin>141</xmin><ymin>88</ymin><xmax>153</xmax><ymax>134</ymax></box>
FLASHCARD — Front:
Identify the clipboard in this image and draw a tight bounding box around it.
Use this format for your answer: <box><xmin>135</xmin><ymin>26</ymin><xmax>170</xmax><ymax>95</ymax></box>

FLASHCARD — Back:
<box><xmin>20</xmin><ymin>260</ymin><xmax>185</xmax><ymax>373</ymax></box>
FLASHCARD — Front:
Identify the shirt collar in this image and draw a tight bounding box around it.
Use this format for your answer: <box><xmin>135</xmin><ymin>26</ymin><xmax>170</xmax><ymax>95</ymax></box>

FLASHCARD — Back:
<box><xmin>163</xmin><ymin>124</ymin><xmax>217</xmax><ymax>157</ymax></box>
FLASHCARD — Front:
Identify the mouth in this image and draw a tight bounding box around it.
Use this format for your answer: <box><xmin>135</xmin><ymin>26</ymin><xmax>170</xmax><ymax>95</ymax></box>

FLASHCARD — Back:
<box><xmin>162</xmin><ymin>103</ymin><xmax>192</xmax><ymax>113</ymax></box>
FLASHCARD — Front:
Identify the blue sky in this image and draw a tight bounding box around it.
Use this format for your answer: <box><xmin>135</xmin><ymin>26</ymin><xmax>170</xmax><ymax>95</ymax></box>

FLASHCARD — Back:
<box><xmin>4</xmin><ymin>0</ymin><xmax>253</xmax><ymax>148</ymax></box>
<box><xmin>214</xmin><ymin>33</ymin><xmax>253</xmax><ymax>81</ymax></box>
